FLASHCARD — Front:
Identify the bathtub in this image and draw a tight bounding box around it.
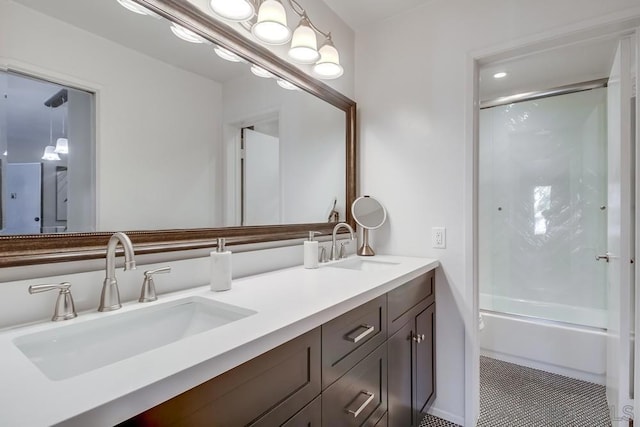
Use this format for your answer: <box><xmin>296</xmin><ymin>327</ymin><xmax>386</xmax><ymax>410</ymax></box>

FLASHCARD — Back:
<box><xmin>480</xmin><ymin>294</ymin><xmax>607</xmax><ymax>385</ymax></box>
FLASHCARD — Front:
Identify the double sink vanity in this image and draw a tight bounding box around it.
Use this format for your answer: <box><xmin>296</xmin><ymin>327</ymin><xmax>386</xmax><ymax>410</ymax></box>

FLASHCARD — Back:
<box><xmin>0</xmin><ymin>254</ymin><xmax>438</xmax><ymax>426</ymax></box>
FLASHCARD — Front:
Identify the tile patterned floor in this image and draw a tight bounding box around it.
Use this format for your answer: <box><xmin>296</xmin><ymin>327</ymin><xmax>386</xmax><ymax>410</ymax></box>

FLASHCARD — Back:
<box><xmin>419</xmin><ymin>356</ymin><xmax>611</xmax><ymax>427</ymax></box>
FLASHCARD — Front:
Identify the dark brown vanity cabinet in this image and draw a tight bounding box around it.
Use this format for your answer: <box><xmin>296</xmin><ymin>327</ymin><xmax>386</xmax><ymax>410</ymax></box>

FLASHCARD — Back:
<box><xmin>122</xmin><ymin>328</ymin><xmax>321</xmax><ymax>427</ymax></box>
<box><xmin>387</xmin><ymin>271</ymin><xmax>436</xmax><ymax>427</ymax></box>
<box><xmin>122</xmin><ymin>270</ymin><xmax>435</xmax><ymax>427</ymax></box>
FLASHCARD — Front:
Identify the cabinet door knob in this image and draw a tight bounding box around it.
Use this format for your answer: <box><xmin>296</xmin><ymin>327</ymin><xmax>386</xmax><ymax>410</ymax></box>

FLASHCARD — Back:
<box><xmin>412</xmin><ymin>333</ymin><xmax>425</xmax><ymax>343</ymax></box>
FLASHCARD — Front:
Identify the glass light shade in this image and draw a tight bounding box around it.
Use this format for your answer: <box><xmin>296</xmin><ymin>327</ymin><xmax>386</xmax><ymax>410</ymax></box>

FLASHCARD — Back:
<box><xmin>42</xmin><ymin>146</ymin><xmax>61</xmax><ymax>161</ymax></box>
<box><xmin>209</xmin><ymin>0</ymin><xmax>254</xmax><ymax>22</ymax></box>
<box><xmin>250</xmin><ymin>64</ymin><xmax>274</xmax><ymax>78</ymax></box>
<box><xmin>288</xmin><ymin>19</ymin><xmax>319</xmax><ymax>64</ymax></box>
<box><xmin>276</xmin><ymin>79</ymin><xmax>298</xmax><ymax>91</ymax></box>
<box><xmin>313</xmin><ymin>39</ymin><xmax>343</xmax><ymax>79</ymax></box>
<box><xmin>2</xmin><ymin>150</ymin><xmax>6</xmax><ymax>156</ymax></box>
<box><xmin>117</xmin><ymin>0</ymin><xmax>151</xmax><ymax>15</ymax></box>
<box><xmin>170</xmin><ymin>23</ymin><xmax>207</xmax><ymax>44</ymax></box>
<box><xmin>54</xmin><ymin>138</ymin><xmax>69</xmax><ymax>154</ymax></box>
<box><xmin>251</xmin><ymin>0</ymin><xmax>291</xmax><ymax>45</ymax></box>
<box><xmin>214</xmin><ymin>46</ymin><xmax>243</xmax><ymax>62</ymax></box>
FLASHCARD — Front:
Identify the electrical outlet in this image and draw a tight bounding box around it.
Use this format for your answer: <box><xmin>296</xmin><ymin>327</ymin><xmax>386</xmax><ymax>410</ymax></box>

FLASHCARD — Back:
<box><xmin>432</xmin><ymin>227</ymin><xmax>446</xmax><ymax>249</ymax></box>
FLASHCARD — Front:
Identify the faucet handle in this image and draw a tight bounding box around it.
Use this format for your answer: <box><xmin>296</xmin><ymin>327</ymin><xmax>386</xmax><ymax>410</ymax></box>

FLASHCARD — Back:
<box><xmin>29</xmin><ymin>282</ymin><xmax>77</xmax><ymax>322</ymax></box>
<box><xmin>339</xmin><ymin>241</ymin><xmax>349</xmax><ymax>259</ymax></box>
<box><xmin>319</xmin><ymin>246</ymin><xmax>328</xmax><ymax>263</ymax></box>
<box><xmin>139</xmin><ymin>267</ymin><xmax>171</xmax><ymax>303</ymax></box>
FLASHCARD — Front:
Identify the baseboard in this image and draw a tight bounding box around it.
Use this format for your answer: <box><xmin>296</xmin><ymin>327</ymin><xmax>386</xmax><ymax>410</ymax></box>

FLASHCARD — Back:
<box><xmin>480</xmin><ymin>349</ymin><xmax>606</xmax><ymax>385</ymax></box>
<box><xmin>427</xmin><ymin>406</ymin><xmax>465</xmax><ymax>426</ymax></box>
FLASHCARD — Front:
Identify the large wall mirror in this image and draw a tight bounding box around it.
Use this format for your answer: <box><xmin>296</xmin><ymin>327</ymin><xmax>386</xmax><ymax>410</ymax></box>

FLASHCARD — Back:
<box><xmin>0</xmin><ymin>0</ymin><xmax>356</xmax><ymax>267</ymax></box>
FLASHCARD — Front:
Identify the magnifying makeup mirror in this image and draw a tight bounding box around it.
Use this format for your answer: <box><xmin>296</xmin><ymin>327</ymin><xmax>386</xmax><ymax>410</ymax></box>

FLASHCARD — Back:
<box><xmin>351</xmin><ymin>195</ymin><xmax>387</xmax><ymax>256</ymax></box>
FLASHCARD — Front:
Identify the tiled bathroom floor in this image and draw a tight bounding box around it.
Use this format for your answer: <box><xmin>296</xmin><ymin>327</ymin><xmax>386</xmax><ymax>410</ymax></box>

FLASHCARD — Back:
<box><xmin>420</xmin><ymin>356</ymin><xmax>611</xmax><ymax>427</ymax></box>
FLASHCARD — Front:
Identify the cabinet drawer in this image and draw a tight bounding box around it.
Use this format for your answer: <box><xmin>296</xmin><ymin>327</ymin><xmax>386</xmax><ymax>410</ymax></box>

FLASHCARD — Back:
<box><xmin>388</xmin><ymin>271</ymin><xmax>434</xmax><ymax>335</ymax></box>
<box><xmin>254</xmin><ymin>395</ymin><xmax>321</xmax><ymax>427</ymax></box>
<box><xmin>123</xmin><ymin>328</ymin><xmax>321</xmax><ymax>427</ymax></box>
<box><xmin>322</xmin><ymin>295</ymin><xmax>387</xmax><ymax>388</ymax></box>
<box><xmin>322</xmin><ymin>343</ymin><xmax>387</xmax><ymax>427</ymax></box>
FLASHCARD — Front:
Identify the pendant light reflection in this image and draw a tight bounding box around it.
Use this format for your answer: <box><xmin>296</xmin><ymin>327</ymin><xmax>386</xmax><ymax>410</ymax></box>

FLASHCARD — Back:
<box><xmin>209</xmin><ymin>0</ymin><xmax>254</xmax><ymax>22</ymax></box>
<box><xmin>55</xmin><ymin>105</ymin><xmax>69</xmax><ymax>154</ymax></box>
<box><xmin>170</xmin><ymin>23</ymin><xmax>207</xmax><ymax>44</ymax></box>
<box><xmin>214</xmin><ymin>46</ymin><xmax>243</xmax><ymax>62</ymax></box>
<box><xmin>288</xmin><ymin>17</ymin><xmax>319</xmax><ymax>64</ymax></box>
<box><xmin>250</xmin><ymin>64</ymin><xmax>274</xmax><ymax>78</ymax></box>
<box><xmin>313</xmin><ymin>35</ymin><xmax>343</xmax><ymax>79</ymax></box>
<box><xmin>251</xmin><ymin>0</ymin><xmax>291</xmax><ymax>45</ymax></box>
<box><xmin>277</xmin><ymin>79</ymin><xmax>298</xmax><ymax>91</ymax></box>
<box><xmin>42</xmin><ymin>145</ymin><xmax>61</xmax><ymax>161</ymax></box>
<box><xmin>42</xmin><ymin>106</ymin><xmax>60</xmax><ymax>161</ymax></box>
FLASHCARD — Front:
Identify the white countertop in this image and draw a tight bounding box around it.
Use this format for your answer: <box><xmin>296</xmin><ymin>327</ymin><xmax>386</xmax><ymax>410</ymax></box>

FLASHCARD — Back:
<box><xmin>0</xmin><ymin>255</ymin><xmax>438</xmax><ymax>426</ymax></box>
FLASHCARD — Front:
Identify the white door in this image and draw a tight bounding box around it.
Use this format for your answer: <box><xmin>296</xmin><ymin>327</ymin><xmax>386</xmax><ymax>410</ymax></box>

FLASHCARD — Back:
<box><xmin>5</xmin><ymin>162</ymin><xmax>42</xmax><ymax>234</ymax></box>
<box><xmin>243</xmin><ymin>129</ymin><xmax>281</xmax><ymax>225</ymax></box>
<box><xmin>606</xmin><ymin>36</ymin><xmax>634</xmax><ymax>423</ymax></box>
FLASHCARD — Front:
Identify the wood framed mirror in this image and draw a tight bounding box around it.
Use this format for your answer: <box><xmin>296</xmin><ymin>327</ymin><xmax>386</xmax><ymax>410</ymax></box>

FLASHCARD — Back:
<box><xmin>0</xmin><ymin>0</ymin><xmax>356</xmax><ymax>267</ymax></box>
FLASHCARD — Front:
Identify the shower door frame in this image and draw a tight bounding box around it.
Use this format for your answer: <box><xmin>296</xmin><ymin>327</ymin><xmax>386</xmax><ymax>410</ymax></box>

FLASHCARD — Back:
<box><xmin>465</xmin><ymin>18</ymin><xmax>640</xmax><ymax>427</ymax></box>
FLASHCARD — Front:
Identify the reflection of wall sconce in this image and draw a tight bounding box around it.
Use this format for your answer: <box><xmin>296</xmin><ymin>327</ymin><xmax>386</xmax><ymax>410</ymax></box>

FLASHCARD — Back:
<box><xmin>42</xmin><ymin>145</ymin><xmax>61</xmax><ymax>161</ymax></box>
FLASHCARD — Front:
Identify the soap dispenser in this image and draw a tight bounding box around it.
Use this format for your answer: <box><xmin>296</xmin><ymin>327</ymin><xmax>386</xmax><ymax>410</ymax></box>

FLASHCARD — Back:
<box><xmin>210</xmin><ymin>238</ymin><xmax>232</xmax><ymax>292</ymax></box>
<box><xmin>304</xmin><ymin>231</ymin><xmax>321</xmax><ymax>269</ymax></box>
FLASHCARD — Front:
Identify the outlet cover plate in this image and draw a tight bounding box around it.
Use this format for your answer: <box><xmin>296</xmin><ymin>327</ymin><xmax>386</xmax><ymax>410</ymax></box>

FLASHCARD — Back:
<box><xmin>432</xmin><ymin>227</ymin><xmax>446</xmax><ymax>249</ymax></box>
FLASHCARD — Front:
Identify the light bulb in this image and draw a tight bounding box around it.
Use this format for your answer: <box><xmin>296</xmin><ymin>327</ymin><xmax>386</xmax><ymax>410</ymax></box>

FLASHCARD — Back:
<box><xmin>251</xmin><ymin>0</ymin><xmax>291</xmax><ymax>45</ymax></box>
<box><xmin>209</xmin><ymin>0</ymin><xmax>254</xmax><ymax>22</ymax></box>
<box><xmin>250</xmin><ymin>65</ymin><xmax>274</xmax><ymax>78</ymax></box>
<box><xmin>313</xmin><ymin>37</ymin><xmax>343</xmax><ymax>79</ymax></box>
<box><xmin>170</xmin><ymin>23</ymin><xmax>207</xmax><ymax>44</ymax></box>
<box><xmin>288</xmin><ymin>18</ymin><xmax>319</xmax><ymax>64</ymax></box>
<box><xmin>493</xmin><ymin>72</ymin><xmax>508</xmax><ymax>79</ymax></box>
<box><xmin>42</xmin><ymin>146</ymin><xmax>61</xmax><ymax>161</ymax></box>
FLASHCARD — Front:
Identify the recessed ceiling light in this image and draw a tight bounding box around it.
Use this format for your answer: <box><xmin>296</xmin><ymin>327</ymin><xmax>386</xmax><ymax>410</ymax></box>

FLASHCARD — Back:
<box><xmin>493</xmin><ymin>72</ymin><xmax>508</xmax><ymax>79</ymax></box>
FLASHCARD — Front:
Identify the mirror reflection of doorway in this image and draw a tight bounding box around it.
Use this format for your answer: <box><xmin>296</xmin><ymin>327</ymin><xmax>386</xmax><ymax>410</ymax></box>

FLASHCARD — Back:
<box><xmin>0</xmin><ymin>70</ymin><xmax>95</xmax><ymax>235</ymax></box>
<box><xmin>241</xmin><ymin>120</ymin><xmax>281</xmax><ymax>226</ymax></box>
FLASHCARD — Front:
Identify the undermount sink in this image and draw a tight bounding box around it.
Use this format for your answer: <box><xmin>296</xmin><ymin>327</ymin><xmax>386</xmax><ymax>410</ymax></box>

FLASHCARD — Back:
<box><xmin>329</xmin><ymin>257</ymin><xmax>400</xmax><ymax>272</ymax></box>
<box><xmin>13</xmin><ymin>296</ymin><xmax>256</xmax><ymax>381</ymax></box>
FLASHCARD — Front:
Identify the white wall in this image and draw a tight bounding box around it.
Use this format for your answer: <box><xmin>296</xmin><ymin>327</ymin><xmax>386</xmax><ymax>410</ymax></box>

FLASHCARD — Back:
<box><xmin>355</xmin><ymin>0</ymin><xmax>640</xmax><ymax>424</ymax></box>
<box><xmin>1</xmin><ymin>0</ymin><xmax>224</xmax><ymax>231</ymax></box>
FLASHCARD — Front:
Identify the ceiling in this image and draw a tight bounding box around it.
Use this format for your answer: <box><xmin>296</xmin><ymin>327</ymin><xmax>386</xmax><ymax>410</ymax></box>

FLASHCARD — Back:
<box><xmin>321</xmin><ymin>0</ymin><xmax>435</xmax><ymax>31</ymax></box>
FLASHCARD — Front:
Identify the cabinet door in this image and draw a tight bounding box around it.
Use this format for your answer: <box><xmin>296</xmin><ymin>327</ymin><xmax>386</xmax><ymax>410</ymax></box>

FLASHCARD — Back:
<box><xmin>388</xmin><ymin>322</ymin><xmax>414</xmax><ymax>427</ymax></box>
<box><xmin>414</xmin><ymin>303</ymin><xmax>435</xmax><ymax>417</ymax></box>
<box><xmin>122</xmin><ymin>328</ymin><xmax>321</xmax><ymax>426</ymax></box>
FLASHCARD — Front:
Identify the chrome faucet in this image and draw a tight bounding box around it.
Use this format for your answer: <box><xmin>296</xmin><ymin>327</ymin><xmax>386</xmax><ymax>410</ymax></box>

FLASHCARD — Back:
<box><xmin>99</xmin><ymin>232</ymin><xmax>136</xmax><ymax>312</ymax></box>
<box><xmin>330</xmin><ymin>222</ymin><xmax>355</xmax><ymax>261</ymax></box>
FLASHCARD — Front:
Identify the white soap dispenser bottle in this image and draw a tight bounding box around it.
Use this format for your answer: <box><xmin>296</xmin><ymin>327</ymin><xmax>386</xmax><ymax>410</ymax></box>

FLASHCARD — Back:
<box><xmin>210</xmin><ymin>238</ymin><xmax>232</xmax><ymax>292</ymax></box>
<box><xmin>304</xmin><ymin>231</ymin><xmax>320</xmax><ymax>269</ymax></box>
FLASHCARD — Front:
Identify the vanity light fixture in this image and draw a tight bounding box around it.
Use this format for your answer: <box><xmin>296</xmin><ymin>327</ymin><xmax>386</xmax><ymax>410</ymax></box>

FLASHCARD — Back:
<box><xmin>252</xmin><ymin>0</ymin><xmax>291</xmax><ymax>45</ymax></box>
<box><xmin>170</xmin><ymin>23</ymin><xmax>208</xmax><ymax>44</ymax></box>
<box><xmin>250</xmin><ymin>64</ymin><xmax>274</xmax><ymax>78</ymax></box>
<box><xmin>214</xmin><ymin>45</ymin><xmax>243</xmax><ymax>62</ymax></box>
<box><xmin>493</xmin><ymin>72</ymin><xmax>508</xmax><ymax>79</ymax></box>
<box><xmin>209</xmin><ymin>0</ymin><xmax>254</xmax><ymax>22</ymax></box>
<box><xmin>210</xmin><ymin>0</ymin><xmax>342</xmax><ymax>78</ymax></box>
<box><xmin>2</xmin><ymin>150</ymin><xmax>7</xmax><ymax>156</ymax></box>
<box><xmin>42</xmin><ymin>106</ymin><xmax>61</xmax><ymax>161</ymax></box>
<box><xmin>312</xmin><ymin>34</ymin><xmax>343</xmax><ymax>79</ymax></box>
<box><xmin>288</xmin><ymin>15</ymin><xmax>320</xmax><ymax>64</ymax></box>
<box><xmin>276</xmin><ymin>79</ymin><xmax>298</xmax><ymax>90</ymax></box>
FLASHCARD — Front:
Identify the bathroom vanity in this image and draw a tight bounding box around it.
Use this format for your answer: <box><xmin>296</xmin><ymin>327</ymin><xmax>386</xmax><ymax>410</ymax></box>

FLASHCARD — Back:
<box><xmin>0</xmin><ymin>256</ymin><xmax>437</xmax><ymax>426</ymax></box>
<box><xmin>123</xmin><ymin>267</ymin><xmax>435</xmax><ymax>427</ymax></box>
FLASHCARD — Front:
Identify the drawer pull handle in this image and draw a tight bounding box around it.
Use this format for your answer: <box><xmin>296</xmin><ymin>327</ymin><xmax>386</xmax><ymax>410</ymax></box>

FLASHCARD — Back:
<box><xmin>345</xmin><ymin>324</ymin><xmax>375</xmax><ymax>343</ymax></box>
<box><xmin>345</xmin><ymin>391</ymin><xmax>375</xmax><ymax>418</ymax></box>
